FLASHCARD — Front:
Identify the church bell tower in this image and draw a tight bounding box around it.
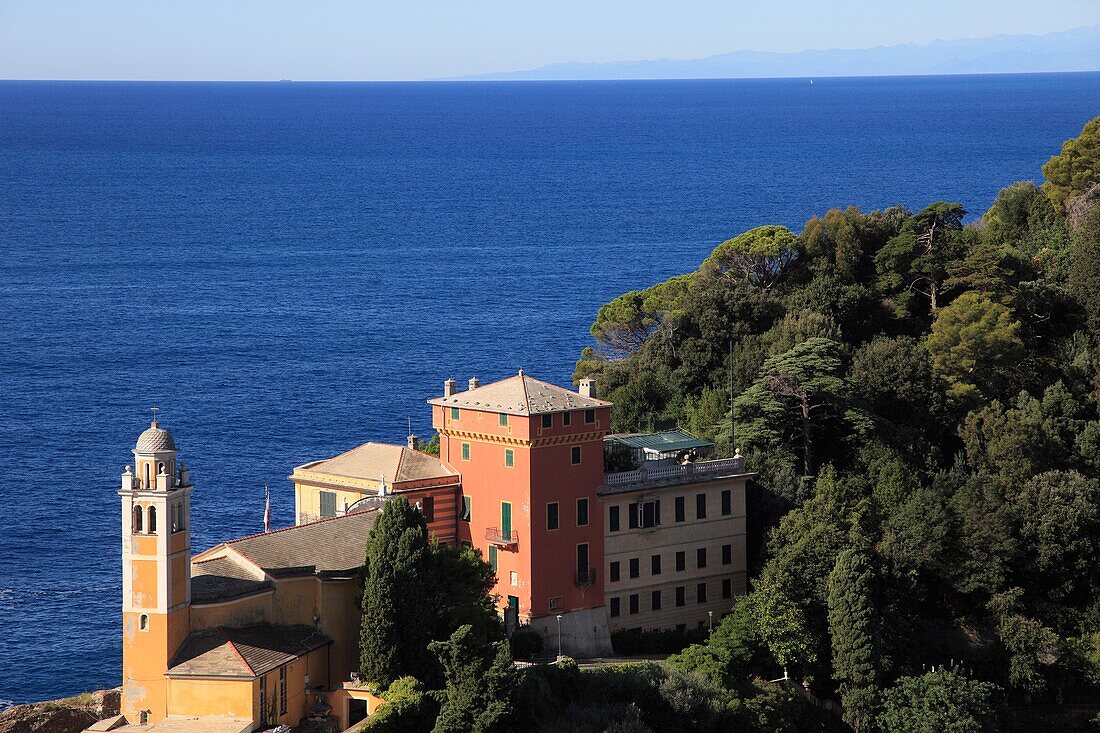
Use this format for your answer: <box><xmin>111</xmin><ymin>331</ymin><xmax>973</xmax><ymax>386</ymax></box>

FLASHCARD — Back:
<box><xmin>118</xmin><ymin>410</ymin><xmax>193</xmax><ymax>724</ymax></box>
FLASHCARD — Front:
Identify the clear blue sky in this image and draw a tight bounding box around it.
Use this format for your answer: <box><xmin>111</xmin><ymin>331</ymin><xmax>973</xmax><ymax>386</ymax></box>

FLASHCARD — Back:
<box><xmin>1</xmin><ymin>0</ymin><xmax>1098</xmax><ymax>81</ymax></box>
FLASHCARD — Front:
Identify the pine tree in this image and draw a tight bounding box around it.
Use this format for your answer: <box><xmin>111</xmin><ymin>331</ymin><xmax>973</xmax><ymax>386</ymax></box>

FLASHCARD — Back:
<box><xmin>827</xmin><ymin>546</ymin><xmax>879</xmax><ymax>733</ymax></box>
<box><xmin>360</xmin><ymin>497</ymin><xmax>434</xmax><ymax>688</ymax></box>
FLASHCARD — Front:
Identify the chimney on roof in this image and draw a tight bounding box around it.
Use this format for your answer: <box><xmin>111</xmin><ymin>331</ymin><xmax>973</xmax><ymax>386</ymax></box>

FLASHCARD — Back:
<box><xmin>469</xmin><ymin>376</ymin><xmax>480</xmax><ymax>391</ymax></box>
<box><xmin>579</xmin><ymin>378</ymin><xmax>597</xmax><ymax>399</ymax></box>
<box><xmin>443</xmin><ymin>378</ymin><xmax>457</xmax><ymax>397</ymax></box>
<box><xmin>407</xmin><ymin>434</ymin><xmax>419</xmax><ymax>451</ymax></box>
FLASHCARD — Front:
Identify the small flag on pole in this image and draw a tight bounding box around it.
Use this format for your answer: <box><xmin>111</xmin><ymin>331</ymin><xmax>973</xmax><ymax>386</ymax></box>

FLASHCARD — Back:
<box><xmin>264</xmin><ymin>485</ymin><xmax>271</xmax><ymax>533</ymax></box>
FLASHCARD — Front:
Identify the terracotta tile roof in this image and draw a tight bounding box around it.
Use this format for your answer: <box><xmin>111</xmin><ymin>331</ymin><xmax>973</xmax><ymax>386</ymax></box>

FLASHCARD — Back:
<box><xmin>222</xmin><ymin>508</ymin><xmax>378</xmax><ymax>578</ymax></box>
<box><xmin>428</xmin><ymin>371</ymin><xmax>611</xmax><ymax>415</ymax></box>
<box><xmin>294</xmin><ymin>442</ymin><xmax>456</xmax><ymax>485</ymax></box>
<box><xmin>168</xmin><ymin>625</ymin><xmax>330</xmax><ymax>678</ymax></box>
<box><xmin>191</xmin><ymin>556</ymin><xmax>271</xmax><ymax>603</ymax></box>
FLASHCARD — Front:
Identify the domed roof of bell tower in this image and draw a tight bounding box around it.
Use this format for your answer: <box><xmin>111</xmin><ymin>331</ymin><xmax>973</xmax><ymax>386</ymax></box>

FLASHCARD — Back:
<box><xmin>135</xmin><ymin>416</ymin><xmax>176</xmax><ymax>453</ymax></box>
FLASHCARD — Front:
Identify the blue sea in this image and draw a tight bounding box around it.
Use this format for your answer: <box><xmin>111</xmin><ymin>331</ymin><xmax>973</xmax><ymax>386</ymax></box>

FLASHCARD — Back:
<box><xmin>1</xmin><ymin>73</ymin><xmax>1098</xmax><ymax>707</ymax></box>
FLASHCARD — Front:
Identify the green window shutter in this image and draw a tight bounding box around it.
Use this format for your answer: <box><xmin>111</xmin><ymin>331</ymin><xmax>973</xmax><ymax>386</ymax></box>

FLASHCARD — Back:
<box><xmin>319</xmin><ymin>491</ymin><xmax>336</xmax><ymax>517</ymax></box>
<box><xmin>499</xmin><ymin>413</ymin><xmax>508</xmax><ymax>426</ymax></box>
<box><xmin>451</xmin><ymin>407</ymin><xmax>460</xmax><ymax>420</ymax></box>
<box><xmin>488</xmin><ymin>545</ymin><xmax>498</xmax><ymax>572</ymax></box>
<box><xmin>501</xmin><ymin>502</ymin><xmax>512</xmax><ymax>535</ymax></box>
<box><xmin>461</xmin><ymin>443</ymin><xmax>470</xmax><ymax>461</ymax></box>
<box><xmin>505</xmin><ymin>449</ymin><xmax>514</xmax><ymax>467</ymax></box>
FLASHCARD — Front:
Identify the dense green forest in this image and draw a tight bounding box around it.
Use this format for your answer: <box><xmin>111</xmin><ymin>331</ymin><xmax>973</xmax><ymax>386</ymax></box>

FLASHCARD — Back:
<box><xmin>357</xmin><ymin>118</ymin><xmax>1100</xmax><ymax>732</ymax></box>
<box><xmin>573</xmin><ymin>116</ymin><xmax>1100</xmax><ymax>730</ymax></box>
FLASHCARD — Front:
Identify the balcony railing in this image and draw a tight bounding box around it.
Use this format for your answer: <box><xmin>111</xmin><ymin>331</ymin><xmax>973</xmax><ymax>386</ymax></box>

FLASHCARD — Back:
<box><xmin>485</xmin><ymin>527</ymin><xmax>519</xmax><ymax>546</ymax></box>
<box><xmin>604</xmin><ymin>456</ymin><xmax>745</xmax><ymax>487</ymax></box>
<box><xmin>574</xmin><ymin>569</ymin><xmax>597</xmax><ymax>587</ymax></box>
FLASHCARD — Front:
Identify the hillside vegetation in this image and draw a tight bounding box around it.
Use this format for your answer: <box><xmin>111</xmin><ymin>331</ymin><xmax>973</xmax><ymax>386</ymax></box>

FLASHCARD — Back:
<box><xmin>574</xmin><ymin>116</ymin><xmax>1100</xmax><ymax>730</ymax></box>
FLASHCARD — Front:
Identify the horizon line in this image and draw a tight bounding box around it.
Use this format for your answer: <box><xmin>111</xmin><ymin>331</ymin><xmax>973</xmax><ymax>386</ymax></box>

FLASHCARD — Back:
<box><xmin>2</xmin><ymin>69</ymin><xmax>1099</xmax><ymax>85</ymax></box>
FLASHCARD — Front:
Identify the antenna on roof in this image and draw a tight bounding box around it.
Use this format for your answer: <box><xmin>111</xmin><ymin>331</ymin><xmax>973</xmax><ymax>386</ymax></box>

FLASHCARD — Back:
<box><xmin>407</xmin><ymin>417</ymin><xmax>412</xmax><ymax>437</ymax></box>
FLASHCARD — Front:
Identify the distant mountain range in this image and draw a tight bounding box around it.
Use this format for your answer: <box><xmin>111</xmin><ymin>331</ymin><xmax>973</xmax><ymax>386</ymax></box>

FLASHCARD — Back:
<box><xmin>445</xmin><ymin>26</ymin><xmax>1100</xmax><ymax>81</ymax></box>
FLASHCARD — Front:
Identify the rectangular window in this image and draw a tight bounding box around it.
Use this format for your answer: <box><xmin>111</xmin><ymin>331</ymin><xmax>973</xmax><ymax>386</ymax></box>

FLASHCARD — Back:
<box><xmin>610</xmin><ymin>597</ymin><xmax>621</xmax><ymax>617</ymax></box>
<box><xmin>651</xmin><ymin>590</ymin><xmax>662</xmax><ymax>611</ymax></box>
<box><xmin>722</xmin><ymin>544</ymin><xmax>732</xmax><ymax>565</ymax></box>
<box><xmin>501</xmin><ymin>502</ymin><xmax>512</xmax><ymax>535</ymax></box>
<box><xmin>651</xmin><ymin>554</ymin><xmax>662</xmax><ymax>575</ymax></box>
<box><xmin>576</xmin><ymin>498</ymin><xmax>589</xmax><ymax>526</ymax></box>
<box><xmin>547</xmin><ymin>502</ymin><xmax>559</xmax><ymax>530</ymax></box>
<box><xmin>610</xmin><ymin>561</ymin><xmax>620</xmax><ymax>582</ymax></box>
<box><xmin>562</xmin><ymin>411</ymin><xmax>572</xmax><ymax>426</ymax></box>
<box><xmin>422</xmin><ymin>496</ymin><xmax>435</xmax><ymax>523</ymax></box>
<box><xmin>629</xmin><ymin>594</ymin><xmax>639</xmax><ymax>614</ymax></box>
<box><xmin>259</xmin><ymin>675</ymin><xmax>267</xmax><ymax>724</ymax></box>
<box><xmin>696</xmin><ymin>493</ymin><xmax>707</xmax><ymax>519</ymax></box>
<box><xmin>550</xmin><ymin>596</ymin><xmax>563</xmax><ymax>612</ymax></box>
<box><xmin>499</xmin><ymin>413</ymin><xmax>509</xmax><ymax>426</ymax></box>
<box><xmin>542</xmin><ymin>414</ymin><xmax>552</xmax><ymax>428</ymax></box>
<box><xmin>319</xmin><ymin>491</ymin><xmax>336</xmax><ymax>518</ymax></box>
<box><xmin>697</xmin><ymin>582</ymin><xmax>708</xmax><ymax>604</ymax></box>
<box><xmin>629</xmin><ymin>557</ymin><xmax>640</xmax><ymax>579</ymax></box>
<box><xmin>722</xmin><ymin>578</ymin><xmax>733</xmax><ymax>599</ymax></box>
<box><xmin>628</xmin><ymin>503</ymin><xmax>639</xmax><ymax>529</ymax></box>
<box><xmin>721</xmin><ymin>489</ymin><xmax>732</xmax><ymax>516</ymax></box>
<box><xmin>505</xmin><ymin>448</ymin><xmax>514</xmax><ymax>467</ymax></box>
<box><xmin>675</xmin><ymin>586</ymin><xmax>686</xmax><ymax>607</ymax></box>
<box><xmin>577</xmin><ymin>543</ymin><xmax>590</xmax><ymax>573</ymax></box>
<box><xmin>279</xmin><ymin>665</ymin><xmax>287</xmax><ymax>715</ymax></box>
<box><xmin>460</xmin><ymin>496</ymin><xmax>471</xmax><ymax>522</ymax></box>
<box><xmin>451</xmin><ymin>406</ymin><xmax>460</xmax><ymax>420</ymax></box>
<box><xmin>488</xmin><ymin>545</ymin><xmax>498</xmax><ymax>572</ymax></box>
<box><xmin>584</xmin><ymin>408</ymin><xmax>595</xmax><ymax>423</ymax></box>
<box><xmin>571</xmin><ymin>446</ymin><xmax>581</xmax><ymax>464</ymax></box>
<box><xmin>510</xmin><ymin>571</ymin><xmax>519</xmax><ymax>587</ymax></box>
<box><xmin>697</xmin><ymin>547</ymin><xmax>707</xmax><ymax>568</ymax></box>
<box><xmin>609</xmin><ymin>505</ymin><xmax>620</xmax><ymax>532</ymax></box>
<box><xmin>461</xmin><ymin>442</ymin><xmax>471</xmax><ymax>461</ymax></box>
<box><xmin>640</xmin><ymin>499</ymin><xmax>661</xmax><ymax>528</ymax></box>
<box><xmin>676</xmin><ymin>551</ymin><xmax>686</xmax><ymax>571</ymax></box>
<box><xmin>675</xmin><ymin>496</ymin><xmax>685</xmax><ymax>522</ymax></box>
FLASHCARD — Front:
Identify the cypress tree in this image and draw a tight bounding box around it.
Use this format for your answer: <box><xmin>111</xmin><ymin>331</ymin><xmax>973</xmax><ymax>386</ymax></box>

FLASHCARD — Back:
<box><xmin>827</xmin><ymin>546</ymin><xmax>879</xmax><ymax>733</ymax></box>
<box><xmin>429</xmin><ymin>624</ymin><xmax>516</xmax><ymax>733</ymax></box>
<box><xmin>360</xmin><ymin>497</ymin><xmax>434</xmax><ymax>688</ymax></box>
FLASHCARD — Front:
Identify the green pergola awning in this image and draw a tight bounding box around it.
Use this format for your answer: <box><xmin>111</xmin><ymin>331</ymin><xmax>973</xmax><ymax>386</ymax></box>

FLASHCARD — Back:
<box><xmin>607</xmin><ymin>430</ymin><xmax>713</xmax><ymax>453</ymax></box>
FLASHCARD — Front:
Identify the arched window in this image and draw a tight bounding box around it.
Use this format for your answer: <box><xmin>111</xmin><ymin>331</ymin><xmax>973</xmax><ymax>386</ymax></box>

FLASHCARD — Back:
<box><xmin>158</xmin><ymin>462</ymin><xmax>164</xmax><ymax>475</ymax></box>
<box><xmin>139</xmin><ymin>614</ymin><xmax>149</xmax><ymax>631</ymax></box>
<box><xmin>143</xmin><ymin>463</ymin><xmax>150</xmax><ymax>488</ymax></box>
<box><xmin>147</xmin><ymin>506</ymin><xmax>157</xmax><ymax>534</ymax></box>
<box><xmin>133</xmin><ymin>505</ymin><xmax>143</xmax><ymax>533</ymax></box>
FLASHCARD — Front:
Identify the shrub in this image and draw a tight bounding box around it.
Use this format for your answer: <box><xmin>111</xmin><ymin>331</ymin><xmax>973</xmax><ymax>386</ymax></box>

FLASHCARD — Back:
<box><xmin>509</xmin><ymin>624</ymin><xmax>544</xmax><ymax>659</ymax></box>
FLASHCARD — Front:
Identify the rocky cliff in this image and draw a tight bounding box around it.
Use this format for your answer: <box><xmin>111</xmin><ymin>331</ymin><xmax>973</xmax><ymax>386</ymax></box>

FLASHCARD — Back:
<box><xmin>0</xmin><ymin>689</ymin><xmax>119</xmax><ymax>733</ymax></box>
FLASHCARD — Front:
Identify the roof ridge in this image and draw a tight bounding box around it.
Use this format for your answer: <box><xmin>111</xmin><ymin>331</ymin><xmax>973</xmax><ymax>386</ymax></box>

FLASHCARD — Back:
<box><xmin>519</xmin><ymin>373</ymin><xmax>531</xmax><ymax>411</ymax></box>
<box><xmin>394</xmin><ymin>444</ymin><xmax>409</xmax><ymax>481</ymax></box>
<box><xmin>221</xmin><ymin>629</ymin><xmax>256</xmax><ymax>676</ymax></box>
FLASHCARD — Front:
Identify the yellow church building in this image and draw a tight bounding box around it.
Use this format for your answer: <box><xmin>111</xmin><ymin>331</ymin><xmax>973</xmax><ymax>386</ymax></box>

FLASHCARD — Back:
<box><xmin>94</xmin><ymin>419</ymin><xmax>383</xmax><ymax>733</ymax></box>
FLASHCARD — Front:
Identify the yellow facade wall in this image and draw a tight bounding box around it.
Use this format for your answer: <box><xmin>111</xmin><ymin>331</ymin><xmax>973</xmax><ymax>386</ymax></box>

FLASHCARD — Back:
<box><xmin>130</xmin><ymin>558</ymin><xmax>159</xmax><ymax>612</ymax></box>
<box><xmin>317</xmin><ymin>578</ymin><xmax>361</xmax><ymax>683</ymax></box>
<box><xmin>167</xmin><ymin>677</ymin><xmax>254</xmax><ymax>720</ymax></box>
<box><xmin>121</xmin><ymin>607</ymin><xmax>190</xmax><ymax>723</ymax></box>
<box><xmin>294</xmin><ymin>482</ymin><xmax>368</xmax><ymax>524</ymax></box>
<box><xmin>133</xmin><ymin>534</ymin><xmax>158</xmax><ymax>555</ymax></box>
<box><xmin>190</xmin><ymin>590</ymin><xmax>275</xmax><ymax>630</ymax></box>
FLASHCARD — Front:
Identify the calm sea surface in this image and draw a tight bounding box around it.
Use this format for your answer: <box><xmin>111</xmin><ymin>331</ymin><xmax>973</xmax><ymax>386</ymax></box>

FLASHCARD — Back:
<box><xmin>1</xmin><ymin>74</ymin><xmax>1098</xmax><ymax>706</ymax></box>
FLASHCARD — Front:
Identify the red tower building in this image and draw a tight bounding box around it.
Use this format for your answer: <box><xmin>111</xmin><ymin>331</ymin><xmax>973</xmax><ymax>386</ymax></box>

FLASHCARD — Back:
<box><xmin>430</xmin><ymin>371</ymin><xmax>613</xmax><ymax>654</ymax></box>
